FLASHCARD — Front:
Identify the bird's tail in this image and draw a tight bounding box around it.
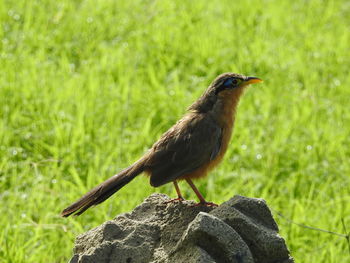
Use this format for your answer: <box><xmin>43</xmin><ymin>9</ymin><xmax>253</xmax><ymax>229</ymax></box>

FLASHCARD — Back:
<box><xmin>61</xmin><ymin>159</ymin><xmax>145</xmax><ymax>217</ymax></box>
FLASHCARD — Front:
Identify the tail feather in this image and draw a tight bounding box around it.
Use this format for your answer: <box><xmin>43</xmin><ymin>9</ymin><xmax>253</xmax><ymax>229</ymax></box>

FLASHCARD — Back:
<box><xmin>61</xmin><ymin>161</ymin><xmax>145</xmax><ymax>217</ymax></box>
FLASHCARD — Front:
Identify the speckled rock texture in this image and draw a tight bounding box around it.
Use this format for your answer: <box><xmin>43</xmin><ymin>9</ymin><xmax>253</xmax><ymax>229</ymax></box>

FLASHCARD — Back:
<box><xmin>69</xmin><ymin>194</ymin><xmax>294</xmax><ymax>263</ymax></box>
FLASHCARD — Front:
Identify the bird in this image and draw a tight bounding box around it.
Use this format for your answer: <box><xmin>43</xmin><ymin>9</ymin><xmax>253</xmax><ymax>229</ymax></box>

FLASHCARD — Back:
<box><xmin>61</xmin><ymin>73</ymin><xmax>262</xmax><ymax>217</ymax></box>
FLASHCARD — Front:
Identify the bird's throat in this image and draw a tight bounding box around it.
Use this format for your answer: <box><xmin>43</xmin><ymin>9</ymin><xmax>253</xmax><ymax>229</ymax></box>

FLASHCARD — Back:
<box><xmin>215</xmin><ymin>88</ymin><xmax>244</xmax><ymax>127</ymax></box>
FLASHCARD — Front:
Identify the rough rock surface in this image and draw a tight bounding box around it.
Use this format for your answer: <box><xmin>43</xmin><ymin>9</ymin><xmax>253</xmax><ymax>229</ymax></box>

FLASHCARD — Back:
<box><xmin>70</xmin><ymin>194</ymin><xmax>294</xmax><ymax>263</ymax></box>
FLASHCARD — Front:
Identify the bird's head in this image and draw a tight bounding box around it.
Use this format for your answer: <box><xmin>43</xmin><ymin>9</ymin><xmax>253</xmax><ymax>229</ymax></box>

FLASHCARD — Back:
<box><xmin>189</xmin><ymin>73</ymin><xmax>262</xmax><ymax>113</ymax></box>
<box><xmin>210</xmin><ymin>72</ymin><xmax>262</xmax><ymax>95</ymax></box>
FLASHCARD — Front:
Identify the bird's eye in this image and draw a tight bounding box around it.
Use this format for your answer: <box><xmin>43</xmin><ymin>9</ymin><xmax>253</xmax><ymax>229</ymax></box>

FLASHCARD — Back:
<box><xmin>223</xmin><ymin>78</ymin><xmax>238</xmax><ymax>87</ymax></box>
<box><xmin>231</xmin><ymin>79</ymin><xmax>238</xmax><ymax>85</ymax></box>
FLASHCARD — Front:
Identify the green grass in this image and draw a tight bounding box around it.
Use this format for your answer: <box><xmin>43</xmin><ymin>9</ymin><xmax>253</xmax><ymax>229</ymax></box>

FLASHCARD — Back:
<box><xmin>1</xmin><ymin>0</ymin><xmax>349</xmax><ymax>262</ymax></box>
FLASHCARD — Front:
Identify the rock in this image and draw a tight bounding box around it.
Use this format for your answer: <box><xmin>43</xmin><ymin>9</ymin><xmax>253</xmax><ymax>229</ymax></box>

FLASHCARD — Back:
<box><xmin>69</xmin><ymin>194</ymin><xmax>294</xmax><ymax>263</ymax></box>
<box><xmin>170</xmin><ymin>212</ymin><xmax>254</xmax><ymax>263</ymax></box>
<box><xmin>210</xmin><ymin>196</ymin><xmax>293</xmax><ymax>263</ymax></box>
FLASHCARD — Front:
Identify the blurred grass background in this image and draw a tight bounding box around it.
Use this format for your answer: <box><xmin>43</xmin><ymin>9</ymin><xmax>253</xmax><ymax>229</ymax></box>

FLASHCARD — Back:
<box><xmin>1</xmin><ymin>0</ymin><xmax>349</xmax><ymax>262</ymax></box>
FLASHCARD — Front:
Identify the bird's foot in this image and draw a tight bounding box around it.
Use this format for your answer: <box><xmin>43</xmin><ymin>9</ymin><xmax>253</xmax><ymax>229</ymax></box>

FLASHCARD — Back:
<box><xmin>191</xmin><ymin>201</ymin><xmax>219</xmax><ymax>207</ymax></box>
<box><xmin>164</xmin><ymin>197</ymin><xmax>185</xmax><ymax>204</ymax></box>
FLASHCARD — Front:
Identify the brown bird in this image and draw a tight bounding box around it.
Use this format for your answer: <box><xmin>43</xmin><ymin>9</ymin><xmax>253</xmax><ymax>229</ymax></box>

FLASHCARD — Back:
<box><xmin>61</xmin><ymin>73</ymin><xmax>262</xmax><ymax>217</ymax></box>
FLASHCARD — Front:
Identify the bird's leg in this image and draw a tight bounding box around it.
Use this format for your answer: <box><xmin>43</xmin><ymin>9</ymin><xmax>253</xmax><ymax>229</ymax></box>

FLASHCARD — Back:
<box><xmin>173</xmin><ymin>181</ymin><xmax>184</xmax><ymax>200</ymax></box>
<box><xmin>185</xmin><ymin>178</ymin><xmax>218</xmax><ymax>207</ymax></box>
<box><xmin>164</xmin><ymin>181</ymin><xmax>185</xmax><ymax>204</ymax></box>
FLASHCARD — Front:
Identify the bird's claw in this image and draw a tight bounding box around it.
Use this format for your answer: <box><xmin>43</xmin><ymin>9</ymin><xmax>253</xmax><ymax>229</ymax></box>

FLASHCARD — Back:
<box><xmin>164</xmin><ymin>197</ymin><xmax>185</xmax><ymax>204</ymax></box>
<box><xmin>191</xmin><ymin>201</ymin><xmax>219</xmax><ymax>207</ymax></box>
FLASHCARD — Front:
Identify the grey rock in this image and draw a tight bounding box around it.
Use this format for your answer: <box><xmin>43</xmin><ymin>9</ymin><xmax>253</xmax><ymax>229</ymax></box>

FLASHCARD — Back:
<box><xmin>171</xmin><ymin>212</ymin><xmax>254</xmax><ymax>263</ymax></box>
<box><xmin>210</xmin><ymin>196</ymin><xmax>294</xmax><ymax>263</ymax></box>
<box><xmin>70</xmin><ymin>194</ymin><xmax>294</xmax><ymax>263</ymax></box>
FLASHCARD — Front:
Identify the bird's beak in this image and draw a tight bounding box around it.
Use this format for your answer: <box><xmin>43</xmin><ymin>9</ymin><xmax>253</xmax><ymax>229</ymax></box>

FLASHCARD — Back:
<box><xmin>243</xmin><ymin>77</ymin><xmax>263</xmax><ymax>85</ymax></box>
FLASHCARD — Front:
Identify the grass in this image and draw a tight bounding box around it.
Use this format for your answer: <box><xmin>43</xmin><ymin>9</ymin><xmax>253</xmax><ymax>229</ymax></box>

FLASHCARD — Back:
<box><xmin>1</xmin><ymin>0</ymin><xmax>349</xmax><ymax>262</ymax></box>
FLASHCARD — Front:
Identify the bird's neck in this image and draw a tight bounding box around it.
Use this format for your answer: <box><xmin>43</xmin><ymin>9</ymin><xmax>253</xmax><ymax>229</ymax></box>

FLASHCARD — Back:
<box><xmin>213</xmin><ymin>88</ymin><xmax>245</xmax><ymax>127</ymax></box>
<box><xmin>208</xmin><ymin>88</ymin><xmax>245</xmax><ymax>161</ymax></box>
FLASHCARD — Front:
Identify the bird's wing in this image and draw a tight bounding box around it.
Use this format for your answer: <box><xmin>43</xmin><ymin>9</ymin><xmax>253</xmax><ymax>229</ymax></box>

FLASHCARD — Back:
<box><xmin>145</xmin><ymin>113</ymin><xmax>222</xmax><ymax>187</ymax></box>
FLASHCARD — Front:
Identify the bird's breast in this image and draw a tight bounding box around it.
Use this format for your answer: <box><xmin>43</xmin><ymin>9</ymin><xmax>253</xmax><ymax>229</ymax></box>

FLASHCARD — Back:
<box><xmin>184</xmin><ymin>106</ymin><xmax>236</xmax><ymax>180</ymax></box>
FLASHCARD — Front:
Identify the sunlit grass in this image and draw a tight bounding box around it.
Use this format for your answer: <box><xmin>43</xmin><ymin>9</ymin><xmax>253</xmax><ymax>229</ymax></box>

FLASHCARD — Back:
<box><xmin>1</xmin><ymin>0</ymin><xmax>349</xmax><ymax>262</ymax></box>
